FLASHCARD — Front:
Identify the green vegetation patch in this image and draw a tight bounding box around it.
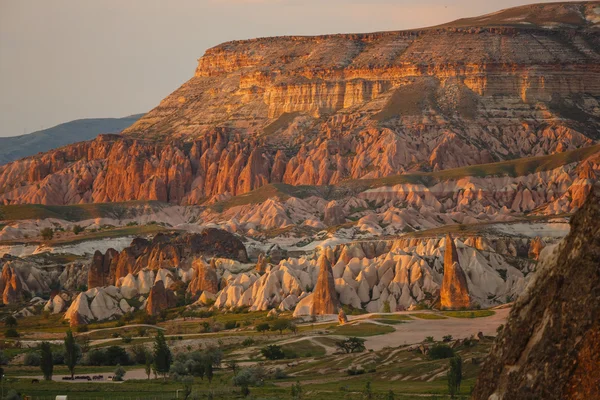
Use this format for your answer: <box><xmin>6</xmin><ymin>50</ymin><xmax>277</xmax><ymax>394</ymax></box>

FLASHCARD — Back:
<box><xmin>442</xmin><ymin>310</ymin><xmax>496</xmax><ymax>318</ymax></box>
<box><xmin>410</xmin><ymin>313</ymin><xmax>448</xmax><ymax>320</ymax></box>
<box><xmin>332</xmin><ymin>322</ymin><xmax>394</xmax><ymax>337</ymax></box>
<box><xmin>280</xmin><ymin>339</ymin><xmax>327</xmax><ymax>358</ymax></box>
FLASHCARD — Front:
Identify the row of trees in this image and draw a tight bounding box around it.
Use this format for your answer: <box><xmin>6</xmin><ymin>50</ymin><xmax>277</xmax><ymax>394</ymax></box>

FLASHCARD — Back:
<box><xmin>32</xmin><ymin>330</ymin><xmax>173</xmax><ymax>381</ymax></box>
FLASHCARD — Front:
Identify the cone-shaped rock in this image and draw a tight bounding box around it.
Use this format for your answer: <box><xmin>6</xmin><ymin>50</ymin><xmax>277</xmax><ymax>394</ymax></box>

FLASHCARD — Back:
<box><xmin>187</xmin><ymin>258</ymin><xmax>219</xmax><ymax>300</ymax></box>
<box><xmin>473</xmin><ymin>184</ymin><xmax>600</xmax><ymax>400</ymax></box>
<box><xmin>338</xmin><ymin>309</ymin><xmax>348</xmax><ymax>325</ymax></box>
<box><xmin>440</xmin><ymin>234</ymin><xmax>470</xmax><ymax>309</ymax></box>
<box><xmin>311</xmin><ymin>254</ymin><xmax>340</xmax><ymax>315</ymax></box>
<box><xmin>0</xmin><ymin>264</ymin><xmax>22</xmax><ymax>304</ymax></box>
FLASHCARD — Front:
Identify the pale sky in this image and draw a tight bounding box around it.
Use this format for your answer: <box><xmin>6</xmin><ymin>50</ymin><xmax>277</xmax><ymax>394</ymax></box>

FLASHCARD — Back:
<box><xmin>0</xmin><ymin>0</ymin><xmax>582</xmax><ymax>136</ymax></box>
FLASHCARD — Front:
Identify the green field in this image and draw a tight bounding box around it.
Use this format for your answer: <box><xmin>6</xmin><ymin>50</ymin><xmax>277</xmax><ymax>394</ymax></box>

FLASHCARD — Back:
<box><xmin>332</xmin><ymin>322</ymin><xmax>395</xmax><ymax>337</ymax></box>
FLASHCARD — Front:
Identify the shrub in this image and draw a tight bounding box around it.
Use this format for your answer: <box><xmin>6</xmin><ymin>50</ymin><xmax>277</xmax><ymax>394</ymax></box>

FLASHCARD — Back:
<box><xmin>4</xmin><ymin>328</ymin><xmax>19</xmax><ymax>338</ymax></box>
<box><xmin>72</xmin><ymin>225</ymin><xmax>84</xmax><ymax>235</ymax></box>
<box><xmin>255</xmin><ymin>323</ymin><xmax>270</xmax><ymax>333</ymax></box>
<box><xmin>424</xmin><ymin>336</ymin><xmax>435</xmax><ymax>343</ymax></box>
<box><xmin>429</xmin><ymin>344</ymin><xmax>455</xmax><ymax>360</ymax></box>
<box><xmin>224</xmin><ymin>321</ymin><xmax>237</xmax><ymax>330</ymax></box>
<box><xmin>346</xmin><ymin>365</ymin><xmax>365</xmax><ymax>376</ymax></box>
<box><xmin>261</xmin><ymin>345</ymin><xmax>285</xmax><ymax>360</ymax></box>
<box><xmin>335</xmin><ymin>337</ymin><xmax>366</xmax><ymax>353</ymax></box>
<box><xmin>41</xmin><ymin>227</ymin><xmax>54</xmax><ymax>241</ymax></box>
<box><xmin>24</xmin><ymin>352</ymin><xmax>41</xmax><ymax>366</ymax></box>
<box><xmin>122</xmin><ymin>336</ymin><xmax>133</xmax><ymax>344</ymax></box>
<box><xmin>443</xmin><ymin>335</ymin><xmax>453</xmax><ymax>342</ymax></box>
<box><xmin>242</xmin><ymin>338</ymin><xmax>255</xmax><ymax>346</ymax></box>
<box><xmin>272</xmin><ymin>368</ymin><xmax>288</xmax><ymax>379</ymax></box>
<box><xmin>75</xmin><ymin>325</ymin><xmax>88</xmax><ymax>333</ymax></box>
<box><xmin>4</xmin><ymin>316</ymin><xmax>17</xmax><ymax>328</ymax></box>
<box><xmin>113</xmin><ymin>364</ymin><xmax>126</xmax><ymax>381</ymax></box>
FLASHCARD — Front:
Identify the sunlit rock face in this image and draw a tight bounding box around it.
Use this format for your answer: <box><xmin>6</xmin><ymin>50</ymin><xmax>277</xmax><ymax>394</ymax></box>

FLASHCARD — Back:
<box><xmin>311</xmin><ymin>254</ymin><xmax>340</xmax><ymax>316</ymax></box>
<box><xmin>440</xmin><ymin>235</ymin><xmax>470</xmax><ymax>309</ymax></box>
<box><xmin>473</xmin><ymin>184</ymin><xmax>600</xmax><ymax>400</ymax></box>
<box><xmin>0</xmin><ymin>2</ymin><xmax>599</xmax><ymax>206</ymax></box>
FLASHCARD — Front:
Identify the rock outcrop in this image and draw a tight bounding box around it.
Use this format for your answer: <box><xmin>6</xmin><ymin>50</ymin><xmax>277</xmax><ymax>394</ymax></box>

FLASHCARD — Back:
<box><xmin>473</xmin><ymin>183</ymin><xmax>600</xmax><ymax>400</ymax></box>
<box><xmin>187</xmin><ymin>258</ymin><xmax>219</xmax><ymax>300</ymax></box>
<box><xmin>110</xmin><ymin>230</ymin><xmax>247</xmax><ymax>285</ymax></box>
<box><xmin>146</xmin><ymin>280</ymin><xmax>176</xmax><ymax>316</ymax></box>
<box><xmin>311</xmin><ymin>254</ymin><xmax>340</xmax><ymax>315</ymax></box>
<box><xmin>440</xmin><ymin>235</ymin><xmax>470</xmax><ymax>309</ymax></box>
<box><xmin>0</xmin><ymin>264</ymin><xmax>22</xmax><ymax>304</ymax></box>
<box><xmin>338</xmin><ymin>309</ymin><xmax>348</xmax><ymax>325</ymax></box>
<box><xmin>88</xmin><ymin>248</ymin><xmax>118</xmax><ymax>289</ymax></box>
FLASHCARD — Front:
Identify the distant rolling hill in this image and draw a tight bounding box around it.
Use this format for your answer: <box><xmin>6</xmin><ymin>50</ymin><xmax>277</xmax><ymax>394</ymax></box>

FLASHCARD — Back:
<box><xmin>0</xmin><ymin>114</ymin><xmax>143</xmax><ymax>165</ymax></box>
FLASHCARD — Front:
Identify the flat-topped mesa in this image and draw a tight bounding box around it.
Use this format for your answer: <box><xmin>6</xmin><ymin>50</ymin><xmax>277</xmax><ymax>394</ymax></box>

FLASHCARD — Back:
<box><xmin>311</xmin><ymin>254</ymin><xmax>340</xmax><ymax>316</ymax></box>
<box><xmin>1</xmin><ymin>2</ymin><xmax>600</xmax><ymax>207</ymax></box>
<box><xmin>440</xmin><ymin>234</ymin><xmax>470</xmax><ymax>309</ymax></box>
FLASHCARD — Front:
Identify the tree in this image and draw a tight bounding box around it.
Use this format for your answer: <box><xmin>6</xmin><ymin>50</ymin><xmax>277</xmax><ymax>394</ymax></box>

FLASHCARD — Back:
<box><xmin>39</xmin><ymin>342</ymin><xmax>53</xmax><ymax>381</ymax></box>
<box><xmin>226</xmin><ymin>360</ymin><xmax>239</xmax><ymax>376</ymax></box>
<box><xmin>255</xmin><ymin>322</ymin><xmax>270</xmax><ymax>334</ymax></box>
<box><xmin>113</xmin><ymin>364</ymin><xmax>126</xmax><ymax>381</ymax></box>
<box><xmin>64</xmin><ymin>329</ymin><xmax>80</xmax><ymax>379</ymax></box>
<box><xmin>205</xmin><ymin>361</ymin><xmax>213</xmax><ymax>383</ymax></box>
<box><xmin>261</xmin><ymin>345</ymin><xmax>285</xmax><ymax>360</ymax></box>
<box><xmin>182</xmin><ymin>375</ymin><xmax>194</xmax><ymax>400</ymax></box>
<box><xmin>447</xmin><ymin>355</ymin><xmax>463</xmax><ymax>399</ymax></box>
<box><xmin>40</xmin><ymin>228</ymin><xmax>54</xmax><ymax>241</ymax></box>
<box><xmin>72</xmin><ymin>225</ymin><xmax>84</xmax><ymax>235</ymax></box>
<box><xmin>335</xmin><ymin>337</ymin><xmax>366</xmax><ymax>353</ymax></box>
<box><xmin>386</xmin><ymin>390</ymin><xmax>395</xmax><ymax>400</ymax></box>
<box><xmin>4</xmin><ymin>316</ymin><xmax>17</xmax><ymax>328</ymax></box>
<box><xmin>153</xmin><ymin>331</ymin><xmax>172</xmax><ymax>379</ymax></box>
<box><xmin>363</xmin><ymin>381</ymin><xmax>373</xmax><ymax>400</ymax></box>
<box><xmin>144</xmin><ymin>351</ymin><xmax>154</xmax><ymax>380</ymax></box>
<box><xmin>429</xmin><ymin>344</ymin><xmax>455</xmax><ymax>360</ymax></box>
<box><xmin>270</xmin><ymin>319</ymin><xmax>290</xmax><ymax>334</ymax></box>
<box><xmin>291</xmin><ymin>380</ymin><xmax>303</xmax><ymax>399</ymax></box>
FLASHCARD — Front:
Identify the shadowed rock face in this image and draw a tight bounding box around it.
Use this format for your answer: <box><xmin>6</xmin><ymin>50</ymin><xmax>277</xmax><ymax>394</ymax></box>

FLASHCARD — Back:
<box><xmin>473</xmin><ymin>184</ymin><xmax>600</xmax><ymax>400</ymax></box>
<box><xmin>110</xmin><ymin>229</ymin><xmax>248</xmax><ymax>284</ymax></box>
<box><xmin>440</xmin><ymin>235</ymin><xmax>470</xmax><ymax>309</ymax></box>
<box><xmin>311</xmin><ymin>254</ymin><xmax>340</xmax><ymax>315</ymax></box>
<box><xmin>0</xmin><ymin>3</ymin><xmax>598</xmax><ymax>206</ymax></box>
<box><xmin>88</xmin><ymin>248</ymin><xmax>118</xmax><ymax>289</ymax></box>
<box><xmin>146</xmin><ymin>280</ymin><xmax>177</xmax><ymax>316</ymax></box>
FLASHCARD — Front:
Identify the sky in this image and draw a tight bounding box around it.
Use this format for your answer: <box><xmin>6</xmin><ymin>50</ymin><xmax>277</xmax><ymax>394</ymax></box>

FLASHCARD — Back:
<box><xmin>0</xmin><ymin>0</ymin><xmax>583</xmax><ymax>137</ymax></box>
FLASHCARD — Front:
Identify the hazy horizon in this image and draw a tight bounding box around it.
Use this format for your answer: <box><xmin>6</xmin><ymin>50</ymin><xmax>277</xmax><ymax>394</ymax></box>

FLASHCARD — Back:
<box><xmin>0</xmin><ymin>0</ymin><xmax>586</xmax><ymax>137</ymax></box>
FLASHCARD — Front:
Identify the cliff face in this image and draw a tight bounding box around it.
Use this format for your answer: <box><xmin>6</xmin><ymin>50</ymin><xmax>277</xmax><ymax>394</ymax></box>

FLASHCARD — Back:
<box><xmin>473</xmin><ymin>183</ymin><xmax>600</xmax><ymax>400</ymax></box>
<box><xmin>0</xmin><ymin>2</ymin><xmax>599</xmax><ymax>206</ymax></box>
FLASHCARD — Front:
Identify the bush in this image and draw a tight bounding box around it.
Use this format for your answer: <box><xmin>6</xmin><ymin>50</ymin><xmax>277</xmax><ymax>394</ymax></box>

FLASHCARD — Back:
<box><xmin>224</xmin><ymin>321</ymin><xmax>237</xmax><ymax>330</ymax></box>
<box><xmin>4</xmin><ymin>328</ymin><xmax>19</xmax><ymax>338</ymax></box>
<box><xmin>346</xmin><ymin>366</ymin><xmax>365</xmax><ymax>375</ymax></box>
<box><xmin>72</xmin><ymin>225</ymin><xmax>84</xmax><ymax>235</ymax></box>
<box><xmin>113</xmin><ymin>364</ymin><xmax>126</xmax><ymax>381</ymax></box>
<box><xmin>40</xmin><ymin>227</ymin><xmax>54</xmax><ymax>241</ymax></box>
<box><xmin>4</xmin><ymin>316</ymin><xmax>17</xmax><ymax>328</ymax></box>
<box><xmin>429</xmin><ymin>344</ymin><xmax>455</xmax><ymax>360</ymax></box>
<box><xmin>242</xmin><ymin>338</ymin><xmax>255</xmax><ymax>346</ymax></box>
<box><xmin>24</xmin><ymin>352</ymin><xmax>41</xmax><ymax>366</ymax></box>
<box><xmin>272</xmin><ymin>368</ymin><xmax>288</xmax><ymax>379</ymax></box>
<box><xmin>232</xmin><ymin>366</ymin><xmax>267</xmax><ymax>388</ymax></box>
<box><xmin>75</xmin><ymin>325</ymin><xmax>88</xmax><ymax>333</ymax></box>
<box><xmin>261</xmin><ymin>345</ymin><xmax>285</xmax><ymax>360</ymax></box>
<box><xmin>255</xmin><ymin>323</ymin><xmax>270</xmax><ymax>333</ymax></box>
<box><xmin>122</xmin><ymin>336</ymin><xmax>133</xmax><ymax>344</ymax></box>
<box><xmin>87</xmin><ymin>346</ymin><xmax>132</xmax><ymax>366</ymax></box>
